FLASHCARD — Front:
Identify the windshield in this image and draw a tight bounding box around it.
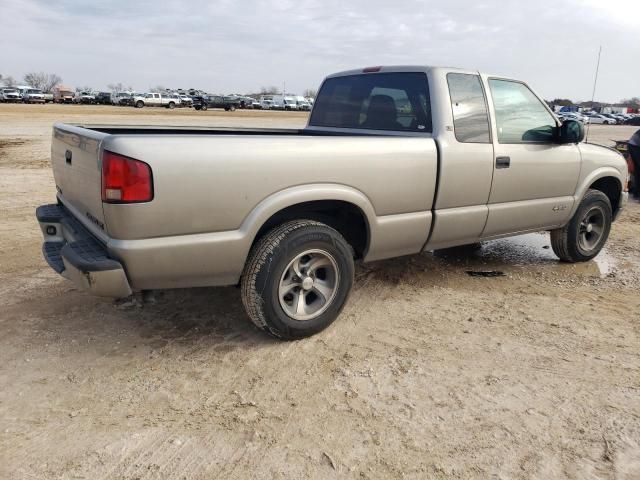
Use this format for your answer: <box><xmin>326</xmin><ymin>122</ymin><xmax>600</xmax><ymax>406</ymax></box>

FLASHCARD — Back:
<box><xmin>3</xmin><ymin>89</ymin><xmax>17</xmax><ymax>93</ymax></box>
<box><xmin>28</xmin><ymin>89</ymin><xmax>42</xmax><ymax>94</ymax></box>
<box><xmin>309</xmin><ymin>72</ymin><xmax>432</xmax><ymax>132</ymax></box>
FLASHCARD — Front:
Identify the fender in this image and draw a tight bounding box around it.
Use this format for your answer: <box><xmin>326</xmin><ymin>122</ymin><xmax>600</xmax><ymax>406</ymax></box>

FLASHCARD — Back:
<box><xmin>237</xmin><ymin>183</ymin><xmax>376</xmax><ymax>239</ymax></box>
<box><xmin>570</xmin><ymin>167</ymin><xmax>624</xmax><ymax>219</ymax></box>
<box><xmin>237</xmin><ymin>183</ymin><xmax>430</xmax><ymax>262</ymax></box>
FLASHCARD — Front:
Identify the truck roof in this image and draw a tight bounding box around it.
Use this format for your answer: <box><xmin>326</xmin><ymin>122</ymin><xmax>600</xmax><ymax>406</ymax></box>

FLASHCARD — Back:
<box><xmin>325</xmin><ymin>65</ymin><xmax>491</xmax><ymax>79</ymax></box>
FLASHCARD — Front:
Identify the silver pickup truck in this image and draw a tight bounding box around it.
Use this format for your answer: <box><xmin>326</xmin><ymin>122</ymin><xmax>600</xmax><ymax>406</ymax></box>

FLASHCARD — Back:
<box><xmin>37</xmin><ymin>65</ymin><xmax>629</xmax><ymax>339</ymax></box>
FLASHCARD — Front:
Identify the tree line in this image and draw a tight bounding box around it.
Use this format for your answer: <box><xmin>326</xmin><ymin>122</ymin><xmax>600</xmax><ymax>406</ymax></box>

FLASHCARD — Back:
<box><xmin>1</xmin><ymin>73</ymin><xmax>319</xmax><ymax>98</ymax></box>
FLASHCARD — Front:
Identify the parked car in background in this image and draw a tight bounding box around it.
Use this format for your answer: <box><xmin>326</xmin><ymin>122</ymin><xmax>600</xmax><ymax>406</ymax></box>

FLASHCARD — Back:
<box><xmin>259</xmin><ymin>96</ymin><xmax>275</xmax><ymax>109</ymax></box>
<box><xmin>22</xmin><ymin>88</ymin><xmax>46</xmax><ymax>103</ymax></box>
<box><xmin>53</xmin><ymin>85</ymin><xmax>75</xmax><ymax>103</ymax></box>
<box><xmin>584</xmin><ymin>113</ymin><xmax>613</xmax><ymax>125</ymax></box>
<box><xmin>112</xmin><ymin>92</ymin><xmax>133</xmax><ymax>106</ymax></box>
<box><xmin>236</xmin><ymin>96</ymin><xmax>256</xmax><ymax>109</ymax></box>
<box><xmin>268</xmin><ymin>95</ymin><xmax>298</xmax><ymax>110</ymax></box>
<box><xmin>600</xmin><ymin>113</ymin><xmax>620</xmax><ymax>125</ymax></box>
<box><xmin>133</xmin><ymin>92</ymin><xmax>180</xmax><ymax>109</ymax></box>
<box><xmin>74</xmin><ymin>91</ymin><xmax>96</xmax><ymax>104</ymax></box>
<box><xmin>178</xmin><ymin>95</ymin><xmax>193</xmax><ymax>107</ymax></box>
<box><xmin>95</xmin><ymin>92</ymin><xmax>112</xmax><ymax>105</ymax></box>
<box><xmin>559</xmin><ymin>112</ymin><xmax>589</xmax><ymax>124</ymax></box>
<box><xmin>625</xmin><ymin>116</ymin><xmax>640</xmax><ymax>126</ymax></box>
<box><xmin>193</xmin><ymin>95</ymin><xmax>240</xmax><ymax>111</ymax></box>
<box><xmin>35</xmin><ymin>65</ymin><xmax>628</xmax><ymax>339</ymax></box>
<box><xmin>1</xmin><ymin>88</ymin><xmax>22</xmax><ymax>103</ymax></box>
<box><xmin>294</xmin><ymin>96</ymin><xmax>312</xmax><ymax>111</ymax></box>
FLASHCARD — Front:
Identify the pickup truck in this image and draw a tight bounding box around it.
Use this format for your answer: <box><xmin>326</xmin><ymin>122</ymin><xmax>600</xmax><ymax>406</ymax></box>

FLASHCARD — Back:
<box><xmin>192</xmin><ymin>95</ymin><xmax>241</xmax><ymax>111</ymax></box>
<box><xmin>22</xmin><ymin>88</ymin><xmax>46</xmax><ymax>103</ymax></box>
<box><xmin>36</xmin><ymin>65</ymin><xmax>629</xmax><ymax>339</ymax></box>
<box><xmin>133</xmin><ymin>93</ymin><xmax>180</xmax><ymax>109</ymax></box>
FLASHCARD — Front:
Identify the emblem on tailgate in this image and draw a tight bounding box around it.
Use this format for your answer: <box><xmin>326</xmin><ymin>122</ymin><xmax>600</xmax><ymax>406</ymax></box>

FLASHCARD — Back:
<box><xmin>86</xmin><ymin>211</ymin><xmax>105</xmax><ymax>230</ymax></box>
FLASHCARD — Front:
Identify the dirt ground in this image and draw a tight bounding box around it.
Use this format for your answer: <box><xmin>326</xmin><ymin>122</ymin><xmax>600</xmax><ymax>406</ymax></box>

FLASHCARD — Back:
<box><xmin>0</xmin><ymin>104</ymin><xmax>639</xmax><ymax>479</ymax></box>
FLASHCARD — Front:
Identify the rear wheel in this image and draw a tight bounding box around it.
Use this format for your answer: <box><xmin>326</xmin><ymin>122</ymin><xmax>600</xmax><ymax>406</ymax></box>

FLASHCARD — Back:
<box><xmin>241</xmin><ymin>220</ymin><xmax>354</xmax><ymax>339</ymax></box>
<box><xmin>168</xmin><ymin>102</ymin><xmax>175</xmax><ymax>109</ymax></box>
<box><xmin>135</xmin><ymin>100</ymin><xmax>144</xmax><ymax>108</ymax></box>
<box><xmin>550</xmin><ymin>189</ymin><xmax>612</xmax><ymax>262</ymax></box>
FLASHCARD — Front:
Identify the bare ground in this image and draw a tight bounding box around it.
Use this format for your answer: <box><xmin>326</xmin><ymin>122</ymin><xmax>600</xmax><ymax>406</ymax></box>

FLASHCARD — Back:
<box><xmin>0</xmin><ymin>104</ymin><xmax>639</xmax><ymax>479</ymax></box>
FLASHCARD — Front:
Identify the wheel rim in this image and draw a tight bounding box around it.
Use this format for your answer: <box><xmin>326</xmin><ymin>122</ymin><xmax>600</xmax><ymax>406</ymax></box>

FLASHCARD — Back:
<box><xmin>278</xmin><ymin>249</ymin><xmax>340</xmax><ymax>321</ymax></box>
<box><xmin>578</xmin><ymin>206</ymin><xmax>606</xmax><ymax>252</ymax></box>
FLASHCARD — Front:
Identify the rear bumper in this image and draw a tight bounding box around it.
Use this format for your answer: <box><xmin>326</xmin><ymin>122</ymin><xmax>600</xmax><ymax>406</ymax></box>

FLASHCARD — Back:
<box><xmin>36</xmin><ymin>204</ymin><xmax>132</xmax><ymax>298</ymax></box>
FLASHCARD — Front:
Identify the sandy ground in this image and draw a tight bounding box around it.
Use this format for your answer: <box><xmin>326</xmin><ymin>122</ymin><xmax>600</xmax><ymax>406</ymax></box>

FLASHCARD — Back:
<box><xmin>0</xmin><ymin>104</ymin><xmax>639</xmax><ymax>479</ymax></box>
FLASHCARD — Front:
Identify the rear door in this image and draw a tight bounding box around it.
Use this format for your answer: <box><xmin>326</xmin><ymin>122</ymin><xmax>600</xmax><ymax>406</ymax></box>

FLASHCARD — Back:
<box><xmin>482</xmin><ymin>77</ymin><xmax>580</xmax><ymax>237</ymax></box>
<box><xmin>426</xmin><ymin>71</ymin><xmax>495</xmax><ymax>250</ymax></box>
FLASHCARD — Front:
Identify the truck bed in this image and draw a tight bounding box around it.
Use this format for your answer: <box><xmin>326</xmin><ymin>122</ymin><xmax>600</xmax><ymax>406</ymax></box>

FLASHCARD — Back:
<box><xmin>49</xmin><ymin>122</ymin><xmax>438</xmax><ymax>290</ymax></box>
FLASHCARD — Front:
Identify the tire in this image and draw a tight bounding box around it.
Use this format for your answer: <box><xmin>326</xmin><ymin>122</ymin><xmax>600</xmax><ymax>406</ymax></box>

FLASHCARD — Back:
<box><xmin>550</xmin><ymin>189</ymin><xmax>612</xmax><ymax>262</ymax></box>
<box><xmin>168</xmin><ymin>102</ymin><xmax>175</xmax><ymax>109</ymax></box>
<box><xmin>229</xmin><ymin>105</ymin><xmax>236</xmax><ymax>112</ymax></box>
<box><xmin>241</xmin><ymin>220</ymin><xmax>355</xmax><ymax>339</ymax></box>
<box><xmin>201</xmin><ymin>104</ymin><xmax>207</xmax><ymax>111</ymax></box>
<box><xmin>135</xmin><ymin>100</ymin><xmax>144</xmax><ymax>108</ymax></box>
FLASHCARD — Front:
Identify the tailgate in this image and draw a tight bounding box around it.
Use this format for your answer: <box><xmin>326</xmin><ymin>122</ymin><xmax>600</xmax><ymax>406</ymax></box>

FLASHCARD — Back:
<box><xmin>51</xmin><ymin>123</ymin><xmax>108</xmax><ymax>231</ymax></box>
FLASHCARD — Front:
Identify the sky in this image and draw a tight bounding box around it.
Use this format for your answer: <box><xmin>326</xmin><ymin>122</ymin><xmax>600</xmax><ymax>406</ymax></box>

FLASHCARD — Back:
<box><xmin>1</xmin><ymin>0</ymin><xmax>639</xmax><ymax>102</ymax></box>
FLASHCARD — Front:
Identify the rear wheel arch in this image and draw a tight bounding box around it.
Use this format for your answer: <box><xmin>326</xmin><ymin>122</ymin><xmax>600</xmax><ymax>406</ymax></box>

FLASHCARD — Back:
<box><xmin>250</xmin><ymin>200</ymin><xmax>371</xmax><ymax>260</ymax></box>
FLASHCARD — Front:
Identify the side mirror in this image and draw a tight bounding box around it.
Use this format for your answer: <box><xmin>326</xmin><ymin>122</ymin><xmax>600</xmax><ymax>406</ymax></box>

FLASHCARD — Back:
<box><xmin>557</xmin><ymin>119</ymin><xmax>585</xmax><ymax>144</ymax></box>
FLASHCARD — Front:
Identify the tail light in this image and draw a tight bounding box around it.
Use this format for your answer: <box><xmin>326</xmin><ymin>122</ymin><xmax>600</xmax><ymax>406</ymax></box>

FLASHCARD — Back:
<box><xmin>102</xmin><ymin>151</ymin><xmax>153</xmax><ymax>203</ymax></box>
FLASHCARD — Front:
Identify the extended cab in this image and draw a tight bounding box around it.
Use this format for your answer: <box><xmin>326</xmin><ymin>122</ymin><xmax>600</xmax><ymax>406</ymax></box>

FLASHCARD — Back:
<box><xmin>36</xmin><ymin>66</ymin><xmax>629</xmax><ymax>339</ymax></box>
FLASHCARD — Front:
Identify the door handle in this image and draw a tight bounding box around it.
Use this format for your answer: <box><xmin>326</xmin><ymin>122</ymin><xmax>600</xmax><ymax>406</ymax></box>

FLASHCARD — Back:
<box><xmin>496</xmin><ymin>156</ymin><xmax>510</xmax><ymax>169</ymax></box>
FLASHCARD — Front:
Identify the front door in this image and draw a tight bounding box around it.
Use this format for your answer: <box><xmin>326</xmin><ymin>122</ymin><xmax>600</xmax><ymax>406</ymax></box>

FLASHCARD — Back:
<box><xmin>482</xmin><ymin>78</ymin><xmax>581</xmax><ymax>238</ymax></box>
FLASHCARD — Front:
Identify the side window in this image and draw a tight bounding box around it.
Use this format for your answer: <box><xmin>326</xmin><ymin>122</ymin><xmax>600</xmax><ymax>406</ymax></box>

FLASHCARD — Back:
<box><xmin>489</xmin><ymin>79</ymin><xmax>557</xmax><ymax>143</ymax></box>
<box><xmin>309</xmin><ymin>72</ymin><xmax>431</xmax><ymax>132</ymax></box>
<box><xmin>447</xmin><ymin>73</ymin><xmax>491</xmax><ymax>143</ymax></box>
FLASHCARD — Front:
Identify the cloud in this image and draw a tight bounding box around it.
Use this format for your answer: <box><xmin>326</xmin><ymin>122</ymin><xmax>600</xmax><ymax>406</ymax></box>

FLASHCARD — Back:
<box><xmin>1</xmin><ymin>0</ymin><xmax>638</xmax><ymax>101</ymax></box>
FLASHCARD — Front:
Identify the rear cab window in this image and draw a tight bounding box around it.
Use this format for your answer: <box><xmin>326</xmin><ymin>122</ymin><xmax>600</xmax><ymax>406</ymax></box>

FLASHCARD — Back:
<box><xmin>447</xmin><ymin>73</ymin><xmax>491</xmax><ymax>143</ymax></box>
<box><xmin>309</xmin><ymin>72</ymin><xmax>432</xmax><ymax>133</ymax></box>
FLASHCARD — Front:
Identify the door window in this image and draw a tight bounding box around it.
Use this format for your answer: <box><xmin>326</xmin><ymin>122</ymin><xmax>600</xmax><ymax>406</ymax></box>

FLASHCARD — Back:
<box><xmin>489</xmin><ymin>79</ymin><xmax>557</xmax><ymax>144</ymax></box>
<box><xmin>447</xmin><ymin>73</ymin><xmax>491</xmax><ymax>143</ymax></box>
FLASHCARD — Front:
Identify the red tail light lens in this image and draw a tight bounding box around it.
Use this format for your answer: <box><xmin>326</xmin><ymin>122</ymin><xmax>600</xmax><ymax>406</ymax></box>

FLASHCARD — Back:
<box><xmin>102</xmin><ymin>151</ymin><xmax>153</xmax><ymax>203</ymax></box>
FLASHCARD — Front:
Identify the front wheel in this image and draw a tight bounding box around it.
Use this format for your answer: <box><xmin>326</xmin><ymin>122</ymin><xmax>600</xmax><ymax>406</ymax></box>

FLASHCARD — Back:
<box><xmin>135</xmin><ymin>100</ymin><xmax>144</xmax><ymax>108</ymax></box>
<box><xmin>550</xmin><ymin>189</ymin><xmax>612</xmax><ymax>262</ymax></box>
<box><xmin>201</xmin><ymin>104</ymin><xmax>207</xmax><ymax>111</ymax></box>
<box><xmin>241</xmin><ymin>220</ymin><xmax>354</xmax><ymax>339</ymax></box>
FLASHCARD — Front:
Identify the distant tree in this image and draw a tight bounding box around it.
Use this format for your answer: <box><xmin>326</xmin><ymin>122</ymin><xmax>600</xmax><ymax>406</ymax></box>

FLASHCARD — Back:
<box><xmin>618</xmin><ymin>97</ymin><xmax>640</xmax><ymax>107</ymax></box>
<box><xmin>260</xmin><ymin>86</ymin><xmax>280</xmax><ymax>95</ymax></box>
<box><xmin>24</xmin><ymin>72</ymin><xmax>62</xmax><ymax>92</ymax></box>
<box><xmin>150</xmin><ymin>85</ymin><xmax>167</xmax><ymax>93</ymax></box>
<box><xmin>0</xmin><ymin>74</ymin><xmax>17</xmax><ymax>87</ymax></box>
<box><xmin>107</xmin><ymin>82</ymin><xmax>125</xmax><ymax>93</ymax></box>
<box><xmin>75</xmin><ymin>85</ymin><xmax>92</xmax><ymax>93</ymax></box>
<box><xmin>551</xmin><ymin>98</ymin><xmax>573</xmax><ymax>107</ymax></box>
<box><xmin>303</xmin><ymin>88</ymin><xmax>317</xmax><ymax>98</ymax></box>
